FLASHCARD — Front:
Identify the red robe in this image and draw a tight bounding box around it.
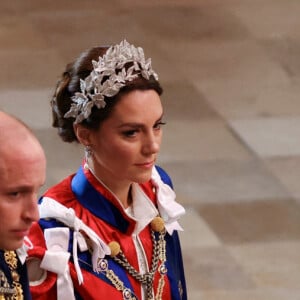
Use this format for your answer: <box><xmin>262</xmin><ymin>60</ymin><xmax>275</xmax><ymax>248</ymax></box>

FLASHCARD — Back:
<box><xmin>28</xmin><ymin>165</ymin><xmax>187</xmax><ymax>300</ymax></box>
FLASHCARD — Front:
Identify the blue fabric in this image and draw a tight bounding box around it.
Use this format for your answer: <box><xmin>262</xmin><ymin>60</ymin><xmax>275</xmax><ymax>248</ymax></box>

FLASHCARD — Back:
<box><xmin>71</xmin><ymin>167</ymin><xmax>130</xmax><ymax>233</ymax></box>
<box><xmin>165</xmin><ymin>232</ymin><xmax>187</xmax><ymax>300</ymax></box>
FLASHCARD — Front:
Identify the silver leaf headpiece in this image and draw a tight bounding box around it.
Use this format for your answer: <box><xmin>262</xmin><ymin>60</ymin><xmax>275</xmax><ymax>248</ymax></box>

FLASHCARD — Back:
<box><xmin>64</xmin><ymin>40</ymin><xmax>159</xmax><ymax>124</ymax></box>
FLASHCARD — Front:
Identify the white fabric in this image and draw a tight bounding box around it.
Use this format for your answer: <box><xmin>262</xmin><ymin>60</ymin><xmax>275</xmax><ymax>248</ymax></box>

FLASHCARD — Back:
<box><xmin>39</xmin><ymin>197</ymin><xmax>110</xmax><ymax>284</ymax></box>
<box><xmin>151</xmin><ymin>167</ymin><xmax>186</xmax><ymax>235</ymax></box>
<box><xmin>41</xmin><ymin>228</ymin><xmax>75</xmax><ymax>300</ymax></box>
<box><xmin>16</xmin><ymin>236</ymin><xmax>33</xmax><ymax>264</ymax></box>
<box><xmin>130</xmin><ymin>183</ymin><xmax>158</xmax><ymax>234</ymax></box>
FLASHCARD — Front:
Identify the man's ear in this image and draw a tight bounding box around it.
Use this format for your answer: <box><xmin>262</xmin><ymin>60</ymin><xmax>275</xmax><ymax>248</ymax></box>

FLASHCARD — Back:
<box><xmin>73</xmin><ymin>124</ymin><xmax>92</xmax><ymax>146</ymax></box>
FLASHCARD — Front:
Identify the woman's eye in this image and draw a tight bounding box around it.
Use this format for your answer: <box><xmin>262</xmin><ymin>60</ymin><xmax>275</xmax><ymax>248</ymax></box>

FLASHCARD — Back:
<box><xmin>123</xmin><ymin>130</ymin><xmax>138</xmax><ymax>137</ymax></box>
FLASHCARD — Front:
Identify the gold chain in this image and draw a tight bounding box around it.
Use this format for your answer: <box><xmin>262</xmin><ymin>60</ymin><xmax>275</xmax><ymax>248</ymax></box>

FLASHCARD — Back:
<box><xmin>96</xmin><ymin>258</ymin><xmax>138</xmax><ymax>300</ymax></box>
<box><xmin>155</xmin><ymin>233</ymin><xmax>167</xmax><ymax>300</ymax></box>
<box><xmin>110</xmin><ymin>229</ymin><xmax>167</xmax><ymax>300</ymax></box>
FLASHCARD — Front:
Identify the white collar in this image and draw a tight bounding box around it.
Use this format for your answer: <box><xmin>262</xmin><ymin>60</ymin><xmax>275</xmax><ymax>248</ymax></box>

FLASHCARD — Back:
<box><xmin>126</xmin><ymin>166</ymin><xmax>186</xmax><ymax>236</ymax></box>
<box><xmin>151</xmin><ymin>167</ymin><xmax>185</xmax><ymax>235</ymax></box>
<box><xmin>126</xmin><ymin>183</ymin><xmax>158</xmax><ymax>235</ymax></box>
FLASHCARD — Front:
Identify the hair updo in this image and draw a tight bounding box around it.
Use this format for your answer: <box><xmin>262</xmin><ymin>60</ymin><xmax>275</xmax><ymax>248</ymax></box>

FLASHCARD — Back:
<box><xmin>51</xmin><ymin>45</ymin><xmax>163</xmax><ymax>143</ymax></box>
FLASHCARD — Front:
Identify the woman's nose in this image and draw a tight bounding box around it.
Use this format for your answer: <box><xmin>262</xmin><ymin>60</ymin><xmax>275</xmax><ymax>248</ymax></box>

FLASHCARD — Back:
<box><xmin>142</xmin><ymin>133</ymin><xmax>161</xmax><ymax>155</ymax></box>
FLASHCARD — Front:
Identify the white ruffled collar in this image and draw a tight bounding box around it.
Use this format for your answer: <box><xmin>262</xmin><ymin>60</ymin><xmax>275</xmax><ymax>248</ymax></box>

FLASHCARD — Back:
<box><xmin>124</xmin><ymin>166</ymin><xmax>185</xmax><ymax>236</ymax></box>
<box><xmin>151</xmin><ymin>167</ymin><xmax>185</xmax><ymax>235</ymax></box>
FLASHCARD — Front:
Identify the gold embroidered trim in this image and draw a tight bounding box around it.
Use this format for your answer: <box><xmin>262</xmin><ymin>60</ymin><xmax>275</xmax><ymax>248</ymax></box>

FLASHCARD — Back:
<box><xmin>0</xmin><ymin>269</ymin><xmax>15</xmax><ymax>298</ymax></box>
<box><xmin>2</xmin><ymin>251</ymin><xmax>23</xmax><ymax>300</ymax></box>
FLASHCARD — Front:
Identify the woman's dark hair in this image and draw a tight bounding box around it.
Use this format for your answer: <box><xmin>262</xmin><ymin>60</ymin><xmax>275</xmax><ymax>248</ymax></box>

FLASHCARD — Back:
<box><xmin>51</xmin><ymin>46</ymin><xmax>163</xmax><ymax>143</ymax></box>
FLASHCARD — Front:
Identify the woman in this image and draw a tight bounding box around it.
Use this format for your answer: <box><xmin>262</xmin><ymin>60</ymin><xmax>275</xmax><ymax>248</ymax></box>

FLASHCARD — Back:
<box><xmin>27</xmin><ymin>40</ymin><xmax>187</xmax><ymax>300</ymax></box>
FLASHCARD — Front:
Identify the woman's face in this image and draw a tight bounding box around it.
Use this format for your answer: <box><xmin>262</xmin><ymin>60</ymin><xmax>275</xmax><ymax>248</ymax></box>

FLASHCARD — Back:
<box><xmin>88</xmin><ymin>89</ymin><xmax>164</xmax><ymax>188</ymax></box>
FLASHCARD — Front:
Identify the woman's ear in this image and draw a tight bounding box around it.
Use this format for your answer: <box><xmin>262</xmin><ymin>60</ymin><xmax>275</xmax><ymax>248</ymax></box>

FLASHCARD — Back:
<box><xmin>73</xmin><ymin>124</ymin><xmax>92</xmax><ymax>146</ymax></box>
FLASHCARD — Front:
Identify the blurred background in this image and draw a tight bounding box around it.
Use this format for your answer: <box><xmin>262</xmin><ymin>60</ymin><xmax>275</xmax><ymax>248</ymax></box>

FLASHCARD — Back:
<box><xmin>1</xmin><ymin>0</ymin><xmax>300</xmax><ymax>299</ymax></box>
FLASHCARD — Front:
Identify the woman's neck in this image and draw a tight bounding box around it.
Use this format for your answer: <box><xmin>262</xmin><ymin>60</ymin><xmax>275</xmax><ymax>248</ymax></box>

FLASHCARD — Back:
<box><xmin>86</xmin><ymin>160</ymin><xmax>132</xmax><ymax>208</ymax></box>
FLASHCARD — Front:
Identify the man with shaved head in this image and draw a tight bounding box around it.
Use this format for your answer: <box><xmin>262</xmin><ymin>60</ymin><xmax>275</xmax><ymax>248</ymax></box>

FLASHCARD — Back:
<box><xmin>0</xmin><ymin>111</ymin><xmax>46</xmax><ymax>299</ymax></box>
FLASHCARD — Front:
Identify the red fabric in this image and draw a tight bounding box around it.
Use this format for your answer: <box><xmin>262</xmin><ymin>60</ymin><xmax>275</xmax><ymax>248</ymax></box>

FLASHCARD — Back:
<box><xmin>28</xmin><ymin>225</ymin><xmax>57</xmax><ymax>299</ymax></box>
<box><xmin>27</xmin><ymin>172</ymin><xmax>171</xmax><ymax>300</ymax></box>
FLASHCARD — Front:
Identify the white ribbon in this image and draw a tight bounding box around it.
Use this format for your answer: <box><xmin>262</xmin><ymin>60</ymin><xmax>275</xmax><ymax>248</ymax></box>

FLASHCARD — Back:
<box><xmin>41</xmin><ymin>228</ymin><xmax>75</xmax><ymax>300</ymax></box>
<box><xmin>151</xmin><ymin>167</ymin><xmax>185</xmax><ymax>235</ymax></box>
<box><xmin>39</xmin><ymin>197</ymin><xmax>111</xmax><ymax>286</ymax></box>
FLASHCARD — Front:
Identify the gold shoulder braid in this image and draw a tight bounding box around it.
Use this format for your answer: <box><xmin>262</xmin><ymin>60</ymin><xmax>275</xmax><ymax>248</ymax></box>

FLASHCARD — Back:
<box><xmin>1</xmin><ymin>251</ymin><xmax>24</xmax><ymax>300</ymax></box>
<box><xmin>107</xmin><ymin>216</ymin><xmax>167</xmax><ymax>300</ymax></box>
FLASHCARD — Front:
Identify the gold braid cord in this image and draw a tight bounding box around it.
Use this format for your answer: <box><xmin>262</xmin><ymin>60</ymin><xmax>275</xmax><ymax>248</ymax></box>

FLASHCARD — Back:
<box><xmin>1</xmin><ymin>251</ymin><xmax>24</xmax><ymax>300</ymax></box>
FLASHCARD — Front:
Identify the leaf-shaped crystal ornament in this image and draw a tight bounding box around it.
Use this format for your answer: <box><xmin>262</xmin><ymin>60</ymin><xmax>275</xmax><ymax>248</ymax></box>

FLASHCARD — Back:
<box><xmin>64</xmin><ymin>40</ymin><xmax>159</xmax><ymax>124</ymax></box>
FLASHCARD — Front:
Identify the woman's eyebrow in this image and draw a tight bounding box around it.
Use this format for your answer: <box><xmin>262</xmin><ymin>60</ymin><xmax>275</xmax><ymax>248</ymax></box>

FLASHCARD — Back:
<box><xmin>117</xmin><ymin>122</ymin><xmax>143</xmax><ymax>129</ymax></box>
<box><xmin>117</xmin><ymin>114</ymin><xmax>164</xmax><ymax>129</ymax></box>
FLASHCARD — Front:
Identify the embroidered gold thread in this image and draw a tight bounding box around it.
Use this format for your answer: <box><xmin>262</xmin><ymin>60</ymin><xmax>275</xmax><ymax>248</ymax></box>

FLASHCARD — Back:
<box><xmin>3</xmin><ymin>251</ymin><xmax>23</xmax><ymax>300</ymax></box>
<box><xmin>0</xmin><ymin>269</ymin><xmax>15</xmax><ymax>297</ymax></box>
